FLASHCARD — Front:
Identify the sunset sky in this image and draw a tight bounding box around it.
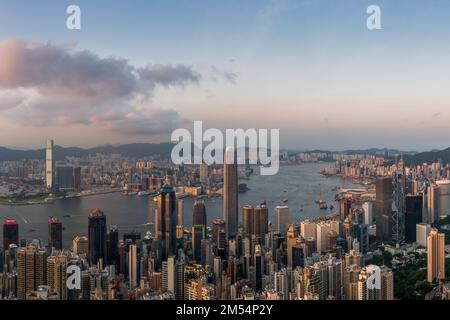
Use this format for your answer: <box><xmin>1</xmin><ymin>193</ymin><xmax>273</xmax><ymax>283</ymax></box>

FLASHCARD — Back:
<box><xmin>1</xmin><ymin>0</ymin><xmax>450</xmax><ymax>151</ymax></box>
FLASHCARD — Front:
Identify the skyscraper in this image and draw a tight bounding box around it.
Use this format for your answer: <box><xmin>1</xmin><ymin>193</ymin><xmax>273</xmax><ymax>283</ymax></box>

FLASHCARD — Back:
<box><xmin>107</xmin><ymin>225</ymin><xmax>119</xmax><ymax>268</ymax></box>
<box><xmin>46</xmin><ymin>139</ymin><xmax>55</xmax><ymax>190</ymax></box>
<box><xmin>88</xmin><ymin>209</ymin><xmax>107</xmax><ymax>266</ymax></box>
<box><xmin>212</xmin><ymin>219</ymin><xmax>226</xmax><ymax>251</ymax></box>
<box><xmin>3</xmin><ymin>219</ymin><xmax>19</xmax><ymax>250</ymax></box>
<box><xmin>427</xmin><ymin>228</ymin><xmax>445</xmax><ymax>283</ymax></box>
<box><xmin>242</xmin><ymin>205</ymin><xmax>254</xmax><ymax>239</ymax></box>
<box><xmin>274</xmin><ymin>206</ymin><xmax>290</xmax><ymax>235</ymax></box>
<box><xmin>57</xmin><ymin>166</ymin><xmax>74</xmax><ymax>192</ymax></box>
<box><xmin>47</xmin><ymin>251</ymin><xmax>68</xmax><ymax>300</ymax></box>
<box><xmin>404</xmin><ymin>195</ymin><xmax>423</xmax><ymax>243</ymax></box>
<box><xmin>73</xmin><ymin>167</ymin><xmax>81</xmax><ymax>193</ymax></box>
<box><xmin>253</xmin><ymin>204</ymin><xmax>269</xmax><ymax>243</ymax></box>
<box><xmin>427</xmin><ymin>184</ymin><xmax>439</xmax><ymax>224</ymax></box>
<box><xmin>177</xmin><ymin>199</ymin><xmax>184</xmax><ymax>226</ymax></box>
<box><xmin>224</xmin><ymin>147</ymin><xmax>238</xmax><ymax>239</ymax></box>
<box><xmin>128</xmin><ymin>244</ymin><xmax>137</xmax><ymax>289</ymax></box>
<box><xmin>193</xmin><ymin>200</ymin><xmax>207</xmax><ymax>228</ymax></box>
<box><xmin>17</xmin><ymin>245</ymin><xmax>36</xmax><ymax>300</ymax></box>
<box><xmin>156</xmin><ymin>184</ymin><xmax>177</xmax><ymax>260</ymax></box>
<box><xmin>48</xmin><ymin>217</ymin><xmax>62</xmax><ymax>250</ymax></box>
<box><xmin>375</xmin><ymin>177</ymin><xmax>393</xmax><ymax>242</ymax></box>
<box><xmin>192</xmin><ymin>225</ymin><xmax>204</xmax><ymax>262</ymax></box>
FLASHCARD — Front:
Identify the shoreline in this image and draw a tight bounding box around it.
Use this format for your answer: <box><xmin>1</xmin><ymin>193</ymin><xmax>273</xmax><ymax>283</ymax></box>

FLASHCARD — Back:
<box><xmin>0</xmin><ymin>189</ymin><xmax>122</xmax><ymax>207</ymax></box>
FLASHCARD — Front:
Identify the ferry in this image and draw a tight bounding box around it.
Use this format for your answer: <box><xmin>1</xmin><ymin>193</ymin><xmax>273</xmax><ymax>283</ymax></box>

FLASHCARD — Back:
<box><xmin>319</xmin><ymin>202</ymin><xmax>328</xmax><ymax>210</ymax></box>
<box><xmin>138</xmin><ymin>190</ymin><xmax>158</xmax><ymax>197</ymax></box>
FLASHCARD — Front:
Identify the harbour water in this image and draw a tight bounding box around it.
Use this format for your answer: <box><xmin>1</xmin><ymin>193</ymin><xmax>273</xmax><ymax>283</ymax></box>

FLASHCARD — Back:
<box><xmin>0</xmin><ymin>162</ymin><xmax>359</xmax><ymax>248</ymax></box>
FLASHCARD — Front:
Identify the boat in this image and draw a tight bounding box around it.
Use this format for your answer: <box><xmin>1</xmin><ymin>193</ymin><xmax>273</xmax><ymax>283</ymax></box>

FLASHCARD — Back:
<box><xmin>63</xmin><ymin>215</ymin><xmax>71</xmax><ymax>218</ymax></box>
<box><xmin>315</xmin><ymin>187</ymin><xmax>323</xmax><ymax>204</ymax></box>
<box><xmin>144</xmin><ymin>222</ymin><xmax>154</xmax><ymax>226</ymax></box>
<box><xmin>283</xmin><ymin>199</ymin><xmax>288</xmax><ymax>203</ymax></box>
<box><xmin>138</xmin><ymin>190</ymin><xmax>158</xmax><ymax>197</ymax></box>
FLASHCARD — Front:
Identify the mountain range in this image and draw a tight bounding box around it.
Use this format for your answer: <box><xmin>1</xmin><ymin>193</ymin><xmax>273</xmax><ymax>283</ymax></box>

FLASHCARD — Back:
<box><xmin>0</xmin><ymin>143</ymin><xmax>174</xmax><ymax>161</ymax></box>
<box><xmin>1</xmin><ymin>144</ymin><xmax>450</xmax><ymax>165</ymax></box>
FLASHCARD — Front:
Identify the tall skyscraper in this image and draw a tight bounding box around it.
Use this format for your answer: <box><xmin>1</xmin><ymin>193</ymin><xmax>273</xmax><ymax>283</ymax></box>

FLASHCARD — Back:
<box><xmin>107</xmin><ymin>225</ymin><xmax>119</xmax><ymax>268</ymax></box>
<box><xmin>46</xmin><ymin>139</ymin><xmax>55</xmax><ymax>190</ymax></box>
<box><xmin>380</xmin><ymin>266</ymin><xmax>394</xmax><ymax>300</ymax></box>
<box><xmin>156</xmin><ymin>184</ymin><xmax>177</xmax><ymax>260</ymax></box>
<box><xmin>73</xmin><ymin>167</ymin><xmax>81</xmax><ymax>193</ymax></box>
<box><xmin>88</xmin><ymin>209</ymin><xmax>107</xmax><ymax>266</ymax></box>
<box><xmin>275</xmin><ymin>206</ymin><xmax>290</xmax><ymax>235</ymax></box>
<box><xmin>57</xmin><ymin>166</ymin><xmax>74</xmax><ymax>192</ymax></box>
<box><xmin>427</xmin><ymin>228</ymin><xmax>445</xmax><ymax>283</ymax></box>
<box><xmin>224</xmin><ymin>147</ymin><xmax>238</xmax><ymax>239</ymax></box>
<box><xmin>48</xmin><ymin>217</ymin><xmax>62</xmax><ymax>250</ymax></box>
<box><xmin>3</xmin><ymin>219</ymin><xmax>19</xmax><ymax>250</ymax></box>
<box><xmin>362</xmin><ymin>202</ymin><xmax>373</xmax><ymax>225</ymax></box>
<box><xmin>375</xmin><ymin>177</ymin><xmax>393</xmax><ymax>242</ymax></box>
<box><xmin>192</xmin><ymin>225</ymin><xmax>204</xmax><ymax>262</ymax></box>
<box><xmin>242</xmin><ymin>205</ymin><xmax>254</xmax><ymax>239</ymax></box>
<box><xmin>253</xmin><ymin>204</ymin><xmax>269</xmax><ymax>243</ymax></box>
<box><xmin>17</xmin><ymin>245</ymin><xmax>36</xmax><ymax>300</ymax></box>
<box><xmin>427</xmin><ymin>184</ymin><xmax>439</xmax><ymax>224</ymax></box>
<box><xmin>404</xmin><ymin>195</ymin><xmax>423</xmax><ymax>243</ymax></box>
<box><xmin>193</xmin><ymin>201</ymin><xmax>207</xmax><ymax>228</ymax></box>
<box><xmin>47</xmin><ymin>251</ymin><xmax>68</xmax><ymax>300</ymax></box>
<box><xmin>212</xmin><ymin>219</ymin><xmax>226</xmax><ymax>251</ymax></box>
<box><xmin>128</xmin><ymin>244</ymin><xmax>137</xmax><ymax>289</ymax></box>
<box><xmin>177</xmin><ymin>199</ymin><xmax>184</xmax><ymax>226</ymax></box>
<box><xmin>436</xmin><ymin>180</ymin><xmax>450</xmax><ymax>217</ymax></box>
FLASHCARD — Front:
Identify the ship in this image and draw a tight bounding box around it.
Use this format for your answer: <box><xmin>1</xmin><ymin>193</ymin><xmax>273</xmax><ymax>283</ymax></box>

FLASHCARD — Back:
<box><xmin>138</xmin><ymin>190</ymin><xmax>158</xmax><ymax>197</ymax></box>
<box><xmin>315</xmin><ymin>186</ymin><xmax>323</xmax><ymax>204</ymax></box>
<box><xmin>319</xmin><ymin>201</ymin><xmax>328</xmax><ymax>210</ymax></box>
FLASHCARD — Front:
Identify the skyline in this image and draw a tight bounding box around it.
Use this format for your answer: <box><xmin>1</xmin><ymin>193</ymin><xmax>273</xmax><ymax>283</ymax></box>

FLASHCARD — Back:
<box><xmin>1</xmin><ymin>0</ymin><xmax>450</xmax><ymax>151</ymax></box>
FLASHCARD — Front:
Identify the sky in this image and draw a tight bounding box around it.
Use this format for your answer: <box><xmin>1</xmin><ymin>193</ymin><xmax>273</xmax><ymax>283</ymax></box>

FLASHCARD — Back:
<box><xmin>1</xmin><ymin>0</ymin><xmax>450</xmax><ymax>151</ymax></box>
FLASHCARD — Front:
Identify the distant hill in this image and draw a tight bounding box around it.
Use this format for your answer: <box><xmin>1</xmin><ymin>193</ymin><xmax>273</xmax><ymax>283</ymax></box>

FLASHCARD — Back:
<box><xmin>403</xmin><ymin>147</ymin><xmax>450</xmax><ymax>166</ymax></box>
<box><xmin>0</xmin><ymin>143</ymin><xmax>174</xmax><ymax>161</ymax></box>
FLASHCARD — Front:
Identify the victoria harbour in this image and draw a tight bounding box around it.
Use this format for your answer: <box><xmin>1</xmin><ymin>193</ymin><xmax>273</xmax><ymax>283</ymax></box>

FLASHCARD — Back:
<box><xmin>0</xmin><ymin>162</ymin><xmax>357</xmax><ymax>248</ymax></box>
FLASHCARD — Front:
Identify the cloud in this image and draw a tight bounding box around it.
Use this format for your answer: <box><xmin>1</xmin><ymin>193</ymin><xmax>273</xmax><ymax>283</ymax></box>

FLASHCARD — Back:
<box><xmin>209</xmin><ymin>65</ymin><xmax>238</xmax><ymax>84</ymax></box>
<box><xmin>0</xmin><ymin>39</ymin><xmax>201</xmax><ymax>134</ymax></box>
